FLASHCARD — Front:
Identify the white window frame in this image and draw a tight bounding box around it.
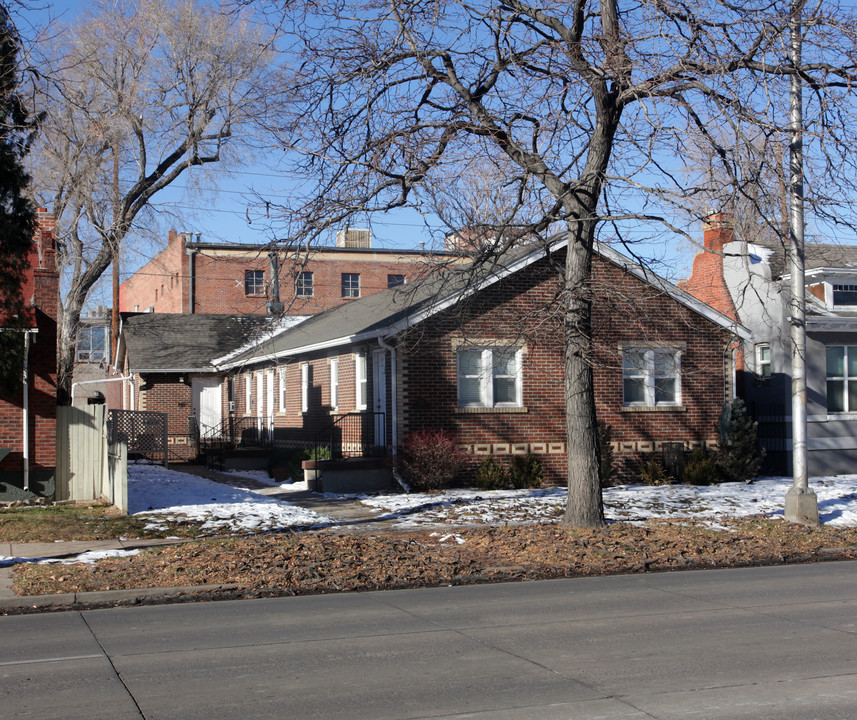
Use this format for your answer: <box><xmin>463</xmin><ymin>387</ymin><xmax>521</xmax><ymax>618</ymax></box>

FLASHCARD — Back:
<box><xmin>279</xmin><ymin>367</ymin><xmax>287</xmax><ymax>412</ymax></box>
<box><xmin>301</xmin><ymin>363</ymin><xmax>309</xmax><ymax>413</ymax></box>
<box><xmin>245</xmin><ymin>269</ymin><xmax>265</xmax><ymax>296</ymax></box>
<box><xmin>826</xmin><ymin>345</ymin><xmax>857</xmax><ymax>413</ymax></box>
<box><xmin>355</xmin><ymin>353</ymin><xmax>367</xmax><ymax>410</ymax></box>
<box><xmin>296</xmin><ymin>271</ymin><xmax>313</xmax><ymax>297</ymax></box>
<box><xmin>244</xmin><ymin>373</ymin><xmax>252</xmax><ymax>414</ymax></box>
<box><xmin>76</xmin><ymin>325</ymin><xmax>108</xmax><ymax>362</ymax></box>
<box><xmin>342</xmin><ymin>273</ymin><xmax>360</xmax><ymax>298</ymax></box>
<box><xmin>456</xmin><ymin>347</ymin><xmax>523</xmax><ymax>408</ymax></box>
<box><xmin>330</xmin><ymin>358</ymin><xmax>339</xmax><ymax>411</ymax></box>
<box><xmin>755</xmin><ymin>343</ymin><xmax>771</xmax><ymax>379</ymax></box>
<box><xmin>622</xmin><ymin>348</ymin><xmax>682</xmax><ymax>407</ymax></box>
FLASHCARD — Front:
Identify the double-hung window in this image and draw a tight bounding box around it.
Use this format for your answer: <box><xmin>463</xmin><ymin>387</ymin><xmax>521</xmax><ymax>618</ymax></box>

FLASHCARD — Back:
<box><xmin>755</xmin><ymin>344</ymin><xmax>771</xmax><ymax>379</ymax></box>
<box><xmin>341</xmin><ymin>273</ymin><xmax>360</xmax><ymax>298</ymax></box>
<box><xmin>245</xmin><ymin>269</ymin><xmax>265</xmax><ymax>296</ymax></box>
<box><xmin>826</xmin><ymin>345</ymin><xmax>857</xmax><ymax>412</ymax></box>
<box><xmin>355</xmin><ymin>354</ymin><xmax>367</xmax><ymax>410</ymax></box>
<box><xmin>457</xmin><ymin>347</ymin><xmax>522</xmax><ymax>408</ymax></box>
<box><xmin>330</xmin><ymin>358</ymin><xmax>339</xmax><ymax>410</ymax></box>
<box><xmin>622</xmin><ymin>348</ymin><xmax>681</xmax><ymax>407</ymax></box>
<box><xmin>387</xmin><ymin>274</ymin><xmax>405</xmax><ymax>288</ymax></box>
<box><xmin>300</xmin><ymin>363</ymin><xmax>309</xmax><ymax>413</ymax></box>
<box><xmin>279</xmin><ymin>367</ymin><xmax>287</xmax><ymax>412</ymax></box>
<box><xmin>296</xmin><ymin>271</ymin><xmax>313</xmax><ymax>297</ymax></box>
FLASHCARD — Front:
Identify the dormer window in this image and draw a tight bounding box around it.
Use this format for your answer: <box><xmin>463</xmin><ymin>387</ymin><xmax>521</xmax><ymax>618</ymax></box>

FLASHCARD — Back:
<box><xmin>833</xmin><ymin>284</ymin><xmax>857</xmax><ymax>306</ymax></box>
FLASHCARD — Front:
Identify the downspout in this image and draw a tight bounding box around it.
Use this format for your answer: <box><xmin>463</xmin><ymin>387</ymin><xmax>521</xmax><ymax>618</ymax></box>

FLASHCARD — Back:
<box><xmin>22</xmin><ymin>331</ymin><xmax>31</xmax><ymax>492</ymax></box>
<box><xmin>377</xmin><ymin>336</ymin><xmax>397</xmax><ymax>458</ymax></box>
<box><xmin>188</xmin><ymin>246</ymin><xmax>197</xmax><ymax>314</ymax></box>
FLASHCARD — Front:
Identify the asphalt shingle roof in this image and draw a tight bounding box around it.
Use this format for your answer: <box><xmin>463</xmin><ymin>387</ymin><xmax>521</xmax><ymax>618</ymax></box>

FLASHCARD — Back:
<box><xmin>122</xmin><ymin>314</ymin><xmax>278</xmax><ymax>372</ymax></box>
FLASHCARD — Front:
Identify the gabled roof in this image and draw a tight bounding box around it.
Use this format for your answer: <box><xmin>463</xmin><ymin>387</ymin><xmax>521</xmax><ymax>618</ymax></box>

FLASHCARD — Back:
<box><xmin>215</xmin><ymin>234</ymin><xmax>752</xmax><ymax>370</ymax></box>
<box><xmin>122</xmin><ymin>313</ymin><xmax>285</xmax><ymax>373</ymax></box>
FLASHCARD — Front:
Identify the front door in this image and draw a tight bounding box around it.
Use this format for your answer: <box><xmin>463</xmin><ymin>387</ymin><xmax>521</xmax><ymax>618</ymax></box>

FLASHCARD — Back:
<box><xmin>192</xmin><ymin>377</ymin><xmax>222</xmax><ymax>436</ymax></box>
<box><xmin>372</xmin><ymin>349</ymin><xmax>386</xmax><ymax>448</ymax></box>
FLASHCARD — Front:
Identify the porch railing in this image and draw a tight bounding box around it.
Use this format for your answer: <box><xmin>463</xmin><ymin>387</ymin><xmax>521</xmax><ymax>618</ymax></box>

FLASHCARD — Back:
<box><xmin>198</xmin><ymin>415</ymin><xmax>274</xmax><ymax>453</ymax></box>
<box><xmin>314</xmin><ymin>411</ymin><xmax>385</xmax><ymax>461</ymax></box>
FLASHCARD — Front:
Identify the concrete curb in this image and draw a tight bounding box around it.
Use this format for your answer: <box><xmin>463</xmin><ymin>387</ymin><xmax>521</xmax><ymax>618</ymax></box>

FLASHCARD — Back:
<box><xmin>0</xmin><ymin>583</ymin><xmax>242</xmax><ymax>610</ymax></box>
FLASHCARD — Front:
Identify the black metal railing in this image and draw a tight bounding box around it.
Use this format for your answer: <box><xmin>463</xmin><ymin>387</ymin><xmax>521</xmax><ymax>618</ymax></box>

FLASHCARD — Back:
<box><xmin>198</xmin><ymin>415</ymin><xmax>274</xmax><ymax>452</ymax></box>
<box><xmin>314</xmin><ymin>411</ymin><xmax>386</xmax><ymax>461</ymax></box>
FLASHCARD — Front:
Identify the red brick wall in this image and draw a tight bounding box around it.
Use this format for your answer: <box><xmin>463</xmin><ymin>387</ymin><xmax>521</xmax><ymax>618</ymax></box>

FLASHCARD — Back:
<box><xmin>0</xmin><ymin>210</ymin><xmax>59</xmax><ymax>473</ymax></box>
<box><xmin>119</xmin><ymin>230</ymin><xmax>188</xmax><ymax>313</ymax></box>
<box><xmin>135</xmin><ymin>373</ymin><xmax>197</xmax><ymax>460</ymax></box>
<box><xmin>120</xmin><ymin>232</ymin><xmax>455</xmax><ymax>316</ymax></box>
<box><xmin>398</xmin><ymin>250</ymin><xmax>732</xmax><ymax>484</ymax></box>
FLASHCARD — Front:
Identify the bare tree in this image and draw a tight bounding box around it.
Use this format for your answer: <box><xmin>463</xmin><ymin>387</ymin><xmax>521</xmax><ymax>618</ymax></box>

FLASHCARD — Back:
<box><xmin>27</xmin><ymin>0</ymin><xmax>276</xmax><ymax>402</ymax></box>
<box><xmin>262</xmin><ymin>0</ymin><xmax>857</xmax><ymax>526</ymax></box>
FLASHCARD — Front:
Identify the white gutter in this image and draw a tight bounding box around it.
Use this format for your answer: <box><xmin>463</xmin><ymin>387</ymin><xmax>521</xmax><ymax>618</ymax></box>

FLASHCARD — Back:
<box><xmin>71</xmin><ymin>375</ymin><xmax>133</xmax><ymax>405</ymax></box>
<box><xmin>377</xmin><ymin>336</ymin><xmax>397</xmax><ymax>458</ymax></box>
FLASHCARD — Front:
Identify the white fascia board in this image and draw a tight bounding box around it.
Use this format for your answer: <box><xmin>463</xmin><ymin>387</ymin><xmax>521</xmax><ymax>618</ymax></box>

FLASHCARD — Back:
<box><xmin>806</xmin><ymin>317</ymin><xmax>857</xmax><ymax>332</ymax></box>
<box><xmin>210</xmin><ymin>315</ymin><xmax>312</xmax><ymax>366</ymax></box>
<box><xmin>593</xmin><ymin>241</ymin><xmax>754</xmax><ymax>342</ymax></box>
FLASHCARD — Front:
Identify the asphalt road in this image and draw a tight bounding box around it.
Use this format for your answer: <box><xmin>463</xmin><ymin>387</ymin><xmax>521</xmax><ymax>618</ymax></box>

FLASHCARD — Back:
<box><xmin>2</xmin><ymin>561</ymin><xmax>856</xmax><ymax>719</ymax></box>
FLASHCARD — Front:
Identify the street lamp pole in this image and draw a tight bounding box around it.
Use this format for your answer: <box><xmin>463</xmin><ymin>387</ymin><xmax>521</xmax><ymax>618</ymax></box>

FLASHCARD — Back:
<box><xmin>784</xmin><ymin>0</ymin><xmax>818</xmax><ymax>525</ymax></box>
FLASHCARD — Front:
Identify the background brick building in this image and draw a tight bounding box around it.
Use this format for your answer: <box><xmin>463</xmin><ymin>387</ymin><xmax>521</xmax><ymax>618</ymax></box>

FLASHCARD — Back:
<box><xmin>120</xmin><ymin>228</ymin><xmax>464</xmax><ymax>316</ymax></box>
<box><xmin>0</xmin><ymin>209</ymin><xmax>59</xmax><ymax>499</ymax></box>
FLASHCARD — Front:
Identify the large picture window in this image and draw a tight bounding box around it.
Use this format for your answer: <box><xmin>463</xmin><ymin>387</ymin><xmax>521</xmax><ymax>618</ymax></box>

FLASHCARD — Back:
<box><xmin>826</xmin><ymin>345</ymin><xmax>857</xmax><ymax>412</ymax></box>
<box><xmin>622</xmin><ymin>348</ymin><xmax>681</xmax><ymax>407</ymax></box>
<box><xmin>457</xmin><ymin>347</ymin><xmax>522</xmax><ymax>408</ymax></box>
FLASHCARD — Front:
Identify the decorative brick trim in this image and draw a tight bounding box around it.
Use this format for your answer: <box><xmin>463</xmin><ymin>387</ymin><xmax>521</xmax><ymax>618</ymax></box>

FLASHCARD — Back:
<box><xmin>621</xmin><ymin>405</ymin><xmax>686</xmax><ymax>413</ymax></box>
<box><xmin>455</xmin><ymin>406</ymin><xmax>529</xmax><ymax>414</ymax></box>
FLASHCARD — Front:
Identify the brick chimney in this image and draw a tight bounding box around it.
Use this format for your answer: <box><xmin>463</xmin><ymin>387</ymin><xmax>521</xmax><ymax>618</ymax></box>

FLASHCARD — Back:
<box><xmin>678</xmin><ymin>213</ymin><xmax>738</xmax><ymax>321</ymax></box>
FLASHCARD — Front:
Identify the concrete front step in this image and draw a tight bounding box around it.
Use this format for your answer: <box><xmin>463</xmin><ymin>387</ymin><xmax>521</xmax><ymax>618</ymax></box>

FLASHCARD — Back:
<box><xmin>302</xmin><ymin>458</ymin><xmax>393</xmax><ymax>493</ymax></box>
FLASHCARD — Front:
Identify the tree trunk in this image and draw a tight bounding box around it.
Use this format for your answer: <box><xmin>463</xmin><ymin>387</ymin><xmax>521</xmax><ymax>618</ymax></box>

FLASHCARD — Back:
<box><xmin>562</xmin><ymin>223</ymin><xmax>605</xmax><ymax>527</ymax></box>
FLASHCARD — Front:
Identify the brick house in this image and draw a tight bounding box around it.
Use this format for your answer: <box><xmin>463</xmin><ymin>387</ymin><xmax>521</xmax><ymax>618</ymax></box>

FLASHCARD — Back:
<box><xmin>116</xmin><ymin>312</ymin><xmax>302</xmax><ymax>461</ymax></box>
<box><xmin>213</xmin><ymin>235</ymin><xmax>750</xmax><ymax>484</ymax></box>
<box><xmin>119</xmin><ymin>228</ymin><xmax>464</xmax><ymax>316</ymax></box>
<box><xmin>0</xmin><ymin>209</ymin><xmax>59</xmax><ymax>500</ymax></box>
<box><xmin>680</xmin><ymin>213</ymin><xmax>857</xmax><ymax>476</ymax></box>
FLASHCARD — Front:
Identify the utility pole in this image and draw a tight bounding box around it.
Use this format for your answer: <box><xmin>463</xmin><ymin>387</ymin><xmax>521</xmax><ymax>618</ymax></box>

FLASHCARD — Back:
<box><xmin>111</xmin><ymin>138</ymin><xmax>120</xmax><ymax>364</ymax></box>
<box><xmin>784</xmin><ymin>0</ymin><xmax>819</xmax><ymax>525</ymax></box>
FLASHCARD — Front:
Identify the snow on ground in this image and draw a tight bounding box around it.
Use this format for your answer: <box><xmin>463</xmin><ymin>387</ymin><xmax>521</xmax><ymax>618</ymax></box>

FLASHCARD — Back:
<box><xmin>129</xmin><ymin>464</ymin><xmax>329</xmax><ymax>533</ymax></box>
<box><xmin>356</xmin><ymin>475</ymin><xmax>857</xmax><ymax>528</ymax></box>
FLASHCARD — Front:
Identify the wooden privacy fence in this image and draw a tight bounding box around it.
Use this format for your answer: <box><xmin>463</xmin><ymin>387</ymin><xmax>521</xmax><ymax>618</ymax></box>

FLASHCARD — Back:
<box><xmin>56</xmin><ymin>405</ymin><xmax>130</xmax><ymax>513</ymax></box>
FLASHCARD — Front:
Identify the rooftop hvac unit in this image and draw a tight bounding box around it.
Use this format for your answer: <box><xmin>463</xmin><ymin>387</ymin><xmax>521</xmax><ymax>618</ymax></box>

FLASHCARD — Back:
<box><xmin>336</xmin><ymin>228</ymin><xmax>371</xmax><ymax>248</ymax></box>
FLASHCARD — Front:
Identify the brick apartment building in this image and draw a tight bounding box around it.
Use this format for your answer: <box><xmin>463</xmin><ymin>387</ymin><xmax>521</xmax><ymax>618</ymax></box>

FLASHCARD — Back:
<box><xmin>119</xmin><ymin>228</ymin><xmax>464</xmax><ymax>316</ymax></box>
<box><xmin>213</xmin><ymin>236</ymin><xmax>751</xmax><ymax>483</ymax></box>
<box><xmin>0</xmin><ymin>209</ymin><xmax>60</xmax><ymax>500</ymax></box>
